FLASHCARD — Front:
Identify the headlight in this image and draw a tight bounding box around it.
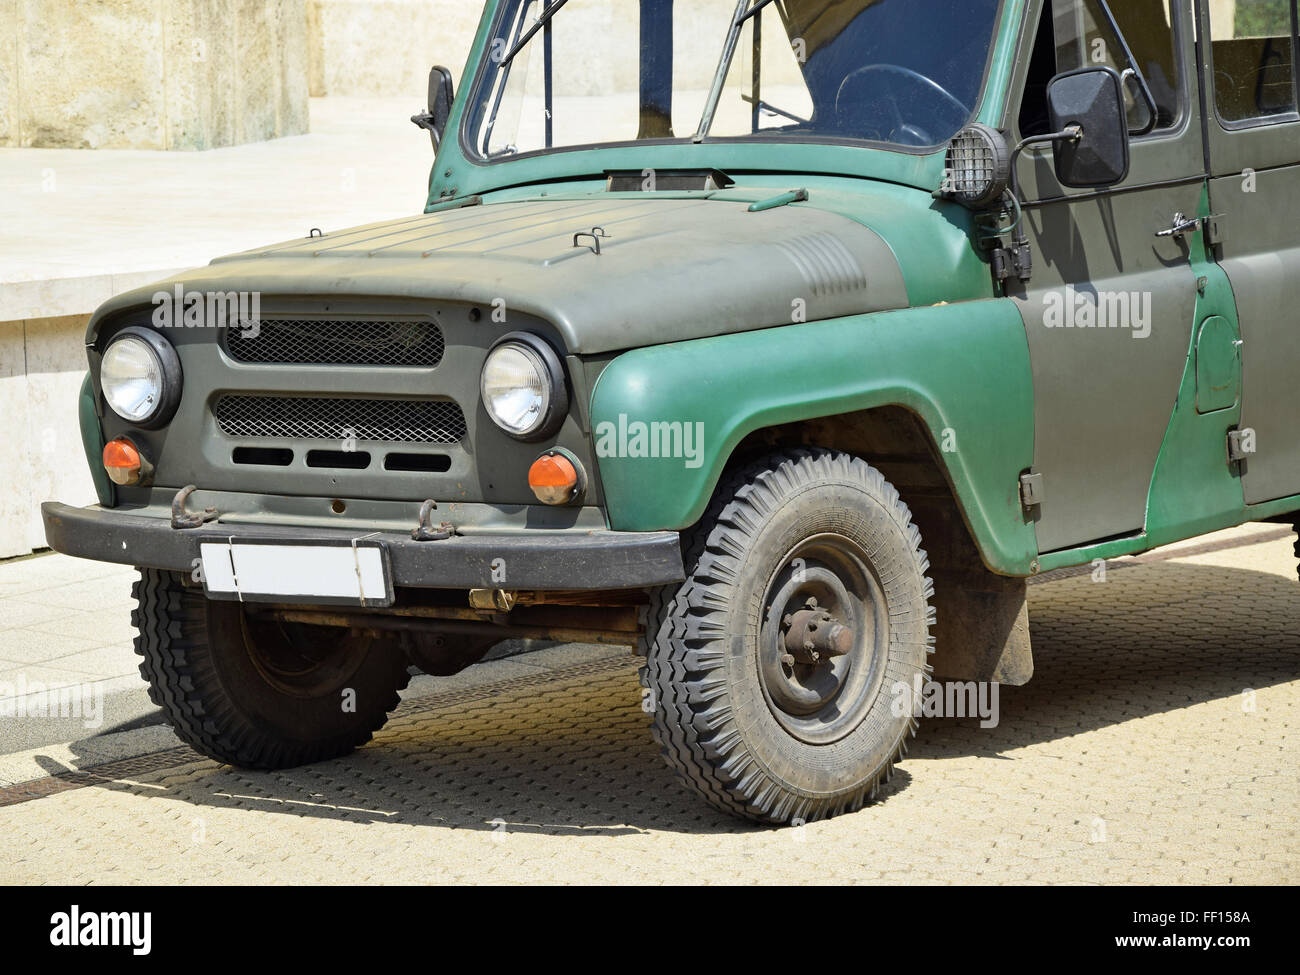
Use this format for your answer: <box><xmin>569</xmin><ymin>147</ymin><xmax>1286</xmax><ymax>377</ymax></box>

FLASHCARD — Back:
<box><xmin>480</xmin><ymin>332</ymin><xmax>568</xmax><ymax>440</ymax></box>
<box><xmin>99</xmin><ymin>326</ymin><xmax>182</xmax><ymax>428</ymax></box>
<box><xmin>943</xmin><ymin>123</ymin><xmax>1011</xmax><ymax>209</ymax></box>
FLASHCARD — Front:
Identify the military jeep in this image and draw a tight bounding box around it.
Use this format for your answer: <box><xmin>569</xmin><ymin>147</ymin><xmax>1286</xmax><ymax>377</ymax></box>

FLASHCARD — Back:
<box><xmin>42</xmin><ymin>0</ymin><xmax>1300</xmax><ymax>823</ymax></box>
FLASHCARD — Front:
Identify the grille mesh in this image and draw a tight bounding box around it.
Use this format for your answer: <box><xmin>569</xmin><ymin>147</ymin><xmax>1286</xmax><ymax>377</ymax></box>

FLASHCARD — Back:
<box><xmin>214</xmin><ymin>395</ymin><xmax>466</xmax><ymax>444</ymax></box>
<box><xmin>225</xmin><ymin>319</ymin><xmax>445</xmax><ymax>367</ymax></box>
<box><xmin>944</xmin><ymin>128</ymin><xmax>995</xmax><ymax>201</ymax></box>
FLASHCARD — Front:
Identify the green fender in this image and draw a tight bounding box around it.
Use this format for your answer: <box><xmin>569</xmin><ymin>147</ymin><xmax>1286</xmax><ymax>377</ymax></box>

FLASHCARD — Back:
<box><xmin>589</xmin><ymin>300</ymin><xmax>1039</xmax><ymax>576</ymax></box>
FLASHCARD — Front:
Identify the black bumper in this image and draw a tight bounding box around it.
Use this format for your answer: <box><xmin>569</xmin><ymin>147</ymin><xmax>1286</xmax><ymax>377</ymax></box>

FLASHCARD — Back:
<box><xmin>41</xmin><ymin>502</ymin><xmax>685</xmax><ymax>591</ymax></box>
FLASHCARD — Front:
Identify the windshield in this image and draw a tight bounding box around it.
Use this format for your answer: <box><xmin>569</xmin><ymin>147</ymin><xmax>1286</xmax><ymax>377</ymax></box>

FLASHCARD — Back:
<box><xmin>466</xmin><ymin>0</ymin><xmax>1003</xmax><ymax>159</ymax></box>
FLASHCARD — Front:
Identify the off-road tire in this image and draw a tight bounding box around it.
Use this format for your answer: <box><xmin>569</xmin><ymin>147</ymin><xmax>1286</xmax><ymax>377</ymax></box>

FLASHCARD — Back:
<box><xmin>640</xmin><ymin>448</ymin><xmax>935</xmax><ymax>824</ymax></box>
<box><xmin>132</xmin><ymin>568</ymin><xmax>410</xmax><ymax>769</ymax></box>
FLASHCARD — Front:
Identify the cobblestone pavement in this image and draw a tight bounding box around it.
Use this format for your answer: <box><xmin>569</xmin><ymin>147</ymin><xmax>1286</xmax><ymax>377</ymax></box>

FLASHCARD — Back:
<box><xmin>2</xmin><ymin>523</ymin><xmax>1298</xmax><ymax>884</ymax></box>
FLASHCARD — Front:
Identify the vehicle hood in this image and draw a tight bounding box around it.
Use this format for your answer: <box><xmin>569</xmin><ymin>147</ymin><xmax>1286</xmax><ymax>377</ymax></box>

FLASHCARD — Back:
<box><xmin>93</xmin><ymin>195</ymin><xmax>911</xmax><ymax>355</ymax></box>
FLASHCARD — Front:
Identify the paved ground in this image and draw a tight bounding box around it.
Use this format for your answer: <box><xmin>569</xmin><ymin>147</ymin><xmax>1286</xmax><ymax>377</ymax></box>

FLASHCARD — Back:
<box><xmin>0</xmin><ymin>554</ymin><xmax>149</xmax><ymax>751</ymax></box>
<box><xmin>1</xmin><ymin>521</ymin><xmax>1297</xmax><ymax>884</ymax></box>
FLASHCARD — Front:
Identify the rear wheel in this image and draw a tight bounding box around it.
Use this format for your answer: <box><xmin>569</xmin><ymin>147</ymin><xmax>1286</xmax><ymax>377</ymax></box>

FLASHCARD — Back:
<box><xmin>132</xmin><ymin>568</ymin><xmax>410</xmax><ymax>769</ymax></box>
<box><xmin>641</xmin><ymin>448</ymin><xmax>935</xmax><ymax>824</ymax></box>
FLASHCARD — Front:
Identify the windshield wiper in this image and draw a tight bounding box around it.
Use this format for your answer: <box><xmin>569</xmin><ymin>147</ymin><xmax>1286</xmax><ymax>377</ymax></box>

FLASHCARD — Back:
<box><xmin>499</xmin><ymin>0</ymin><xmax>571</xmax><ymax>68</ymax></box>
<box><xmin>694</xmin><ymin>0</ymin><xmax>780</xmax><ymax>142</ymax></box>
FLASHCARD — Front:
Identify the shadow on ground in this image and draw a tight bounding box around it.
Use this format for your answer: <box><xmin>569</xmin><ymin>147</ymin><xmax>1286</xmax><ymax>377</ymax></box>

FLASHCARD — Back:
<box><xmin>38</xmin><ymin>559</ymin><xmax>1300</xmax><ymax>835</ymax></box>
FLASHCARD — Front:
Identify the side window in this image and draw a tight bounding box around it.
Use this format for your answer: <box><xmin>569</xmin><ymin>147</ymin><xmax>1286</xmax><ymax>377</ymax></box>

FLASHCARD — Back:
<box><xmin>1208</xmin><ymin>0</ymin><xmax>1298</xmax><ymax>124</ymax></box>
<box><xmin>1019</xmin><ymin>0</ymin><xmax>1183</xmax><ymax>137</ymax></box>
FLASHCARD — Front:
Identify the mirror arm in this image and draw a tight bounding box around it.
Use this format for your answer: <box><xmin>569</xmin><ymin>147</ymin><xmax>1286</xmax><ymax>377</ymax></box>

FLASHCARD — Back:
<box><xmin>1012</xmin><ymin>125</ymin><xmax>1083</xmax><ymax>159</ymax></box>
<box><xmin>411</xmin><ymin>111</ymin><xmax>442</xmax><ymax>150</ymax></box>
<box><xmin>995</xmin><ymin>127</ymin><xmax>1083</xmax><ymax>287</ymax></box>
<box><xmin>1007</xmin><ymin>125</ymin><xmax>1082</xmax><ymax>205</ymax></box>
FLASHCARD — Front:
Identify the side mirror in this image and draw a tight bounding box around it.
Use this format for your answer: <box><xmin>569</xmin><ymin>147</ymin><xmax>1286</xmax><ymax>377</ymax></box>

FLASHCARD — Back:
<box><xmin>1046</xmin><ymin>67</ymin><xmax>1130</xmax><ymax>188</ymax></box>
<box><xmin>411</xmin><ymin>66</ymin><xmax>455</xmax><ymax>150</ymax></box>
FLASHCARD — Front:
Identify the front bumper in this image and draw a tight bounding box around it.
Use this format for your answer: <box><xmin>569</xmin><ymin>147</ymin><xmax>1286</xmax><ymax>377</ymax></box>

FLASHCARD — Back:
<box><xmin>41</xmin><ymin>502</ymin><xmax>685</xmax><ymax>591</ymax></box>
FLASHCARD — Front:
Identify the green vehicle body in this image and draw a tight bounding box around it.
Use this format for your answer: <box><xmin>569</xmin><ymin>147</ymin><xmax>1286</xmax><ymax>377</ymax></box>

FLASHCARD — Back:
<box><xmin>48</xmin><ymin>0</ymin><xmax>1300</xmax><ymax>681</ymax></box>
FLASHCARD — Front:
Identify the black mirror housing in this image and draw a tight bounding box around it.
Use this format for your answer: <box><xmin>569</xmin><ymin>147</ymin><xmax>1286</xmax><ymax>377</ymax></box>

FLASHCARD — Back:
<box><xmin>1046</xmin><ymin>67</ymin><xmax>1131</xmax><ymax>188</ymax></box>
<box><xmin>411</xmin><ymin>65</ymin><xmax>455</xmax><ymax>150</ymax></box>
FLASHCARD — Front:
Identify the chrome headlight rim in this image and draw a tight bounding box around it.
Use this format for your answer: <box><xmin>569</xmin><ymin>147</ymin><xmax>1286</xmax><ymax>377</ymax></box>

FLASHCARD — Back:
<box><xmin>480</xmin><ymin>331</ymin><xmax>569</xmax><ymax>442</ymax></box>
<box><xmin>99</xmin><ymin>325</ymin><xmax>183</xmax><ymax>429</ymax></box>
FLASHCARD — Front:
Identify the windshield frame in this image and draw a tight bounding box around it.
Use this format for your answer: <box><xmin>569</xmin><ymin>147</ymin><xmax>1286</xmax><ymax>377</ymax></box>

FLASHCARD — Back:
<box><xmin>458</xmin><ymin>0</ymin><xmax>1013</xmax><ymax>166</ymax></box>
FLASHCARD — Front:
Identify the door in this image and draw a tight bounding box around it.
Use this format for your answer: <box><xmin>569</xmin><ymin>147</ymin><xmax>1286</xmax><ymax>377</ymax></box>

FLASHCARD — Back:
<box><xmin>1008</xmin><ymin>0</ymin><xmax>1208</xmax><ymax>552</ymax></box>
<box><xmin>1200</xmin><ymin>0</ymin><xmax>1300</xmax><ymax>505</ymax></box>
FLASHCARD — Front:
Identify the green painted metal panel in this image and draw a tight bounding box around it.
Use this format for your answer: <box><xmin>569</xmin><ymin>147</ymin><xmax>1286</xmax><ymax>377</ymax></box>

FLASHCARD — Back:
<box><xmin>1037</xmin><ymin>183</ymin><xmax>1251</xmax><ymax>571</ymax></box>
<box><xmin>1195</xmin><ymin>315</ymin><xmax>1239</xmax><ymax>414</ymax></box>
<box><xmin>89</xmin><ymin>195</ymin><xmax>910</xmax><ymax>357</ymax></box>
<box><xmin>590</xmin><ymin>299</ymin><xmax>1038</xmax><ymax>576</ymax></box>
<box><xmin>1142</xmin><ymin>184</ymin><xmax>1247</xmax><ymax>548</ymax></box>
<box><xmin>978</xmin><ymin>0</ymin><xmax>1030</xmax><ymax>125</ymax></box>
<box><xmin>469</xmin><ymin>176</ymin><xmax>999</xmax><ymax>308</ymax></box>
<box><xmin>735</xmin><ymin>182</ymin><xmax>998</xmax><ymax>307</ymax></box>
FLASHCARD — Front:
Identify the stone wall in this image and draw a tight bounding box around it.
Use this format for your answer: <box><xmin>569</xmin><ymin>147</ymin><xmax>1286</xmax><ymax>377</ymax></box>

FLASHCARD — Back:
<box><xmin>0</xmin><ymin>316</ymin><xmax>96</xmax><ymax>558</ymax></box>
<box><xmin>0</xmin><ymin>0</ymin><xmax>309</xmax><ymax>149</ymax></box>
<box><xmin>306</xmin><ymin>0</ymin><xmax>484</xmax><ymax>98</ymax></box>
<box><xmin>305</xmin><ymin>0</ymin><xmax>807</xmax><ymax>100</ymax></box>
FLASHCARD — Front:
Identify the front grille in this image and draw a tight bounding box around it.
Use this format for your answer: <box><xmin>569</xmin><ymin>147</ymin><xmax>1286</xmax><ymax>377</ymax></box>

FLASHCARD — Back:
<box><xmin>213</xmin><ymin>395</ymin><xmax>467</xmax><ymax>444</ymax></box>
<box><xmin>225</xmin><ymin>318</ymin><xmax>445</xmax><ymax>367</ymax></box>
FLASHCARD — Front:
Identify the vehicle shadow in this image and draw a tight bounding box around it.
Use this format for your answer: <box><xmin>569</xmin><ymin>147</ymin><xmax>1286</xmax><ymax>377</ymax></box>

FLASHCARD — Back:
<box><xmin>41</xmin><ymin>558</ymin><xmax>1300</xmax><ymax>836</ymax></box>
<box><xmin>920</xmin><ymin>558</ymin><xmax>1300</xmax><ymax>761</ymax></box>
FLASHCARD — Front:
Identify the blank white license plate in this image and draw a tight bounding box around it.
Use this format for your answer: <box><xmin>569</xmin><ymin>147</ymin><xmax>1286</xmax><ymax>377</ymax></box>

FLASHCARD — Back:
<box><xmin>199</xmin><ymin>540</ymin><xmax>393</xmax><ymax>607</ymax></box>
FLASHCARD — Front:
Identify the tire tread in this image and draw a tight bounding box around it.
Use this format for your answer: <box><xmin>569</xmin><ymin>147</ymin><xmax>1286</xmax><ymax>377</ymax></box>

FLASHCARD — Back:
<box><xmin>639</xmin><ymin>448</ymin><xmax>934</xmax><ymax>824</ymax></box>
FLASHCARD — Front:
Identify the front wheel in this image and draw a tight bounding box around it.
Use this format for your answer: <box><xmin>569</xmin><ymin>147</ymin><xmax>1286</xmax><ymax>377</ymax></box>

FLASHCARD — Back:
<box><xmin>641</xmin><ymin>449</ymin><xmax>935</xmax><ymax>824</ymax></box>
<box><xmin>132</xmin><ymin>568</ymin><xmax>411</xmax><ymax>770</ymax></box>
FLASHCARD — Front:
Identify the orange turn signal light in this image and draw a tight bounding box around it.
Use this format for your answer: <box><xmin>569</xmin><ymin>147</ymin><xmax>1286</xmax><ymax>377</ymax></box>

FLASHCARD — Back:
<box><xmin>528</xmin><ymin>451</ymin><xmax>582</xmax><ymax>505</ymax></box>
<box><xmin>103</xmin><ymin>438</ymin><xmax>146</xmax><ymax>486</ymax></box>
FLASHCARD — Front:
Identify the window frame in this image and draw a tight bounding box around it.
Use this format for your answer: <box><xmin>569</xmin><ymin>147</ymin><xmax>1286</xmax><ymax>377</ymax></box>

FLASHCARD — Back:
<box><xmin>1016</xmin><ymin>0</ymin><xmax>1191</xmax><ymax>146</ymax></box>
<box><xmin>1204</xmin><ymin>0</ymin><xmax>1300</xmax><ymax>132</ymax></box>
<box><xmin>460</xmin><ymin>0</ymin><xmax>1013</xmax><ymax>166</ymax></box>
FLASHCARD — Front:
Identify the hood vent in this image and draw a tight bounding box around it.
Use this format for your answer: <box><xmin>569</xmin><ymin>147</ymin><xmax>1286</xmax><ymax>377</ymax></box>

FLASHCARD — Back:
<box><xmin>605</xmin><ymin>169</ymin><xmax>734</xmax><ymax>192</ymax></box>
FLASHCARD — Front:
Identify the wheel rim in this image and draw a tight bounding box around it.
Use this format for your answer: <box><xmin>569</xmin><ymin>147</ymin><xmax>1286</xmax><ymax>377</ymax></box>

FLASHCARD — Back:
<box><xmin>239</xmin><ymin>614</ymin><xmax>373</xmax><ymax>698</ymax></box>
<box><xmin>758</xmin><ymin>534</ymin><xmax>890</xmax><ymax>745</ymax></box>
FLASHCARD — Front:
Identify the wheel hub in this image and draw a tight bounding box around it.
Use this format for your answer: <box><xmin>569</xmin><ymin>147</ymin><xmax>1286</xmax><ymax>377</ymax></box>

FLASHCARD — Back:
<box><xmin>758</xmin><ymin>535</ymin><xmax>890</xmax><ymax>744</ymax></box>
<box><xmin>780</xmin><ymin>598</ymin><xmax>855</xmax><ymax>666</ymax></box>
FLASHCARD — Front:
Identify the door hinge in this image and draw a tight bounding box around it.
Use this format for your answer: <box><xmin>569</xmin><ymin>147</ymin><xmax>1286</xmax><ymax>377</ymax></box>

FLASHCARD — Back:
<box><xmin>1019</xmin><ymin>472</ymin><xmax>1045</xmax><ymax>508</ymax></box>
<box><xmin>1204</xmin><ymin>214</ymin><xmax>1227</xmax><ymax>246</ymax></box>
<box><xmin>1227</xmin><ymin>428</ymin><xmax>1256</xmax><ymax>464</ymax></box>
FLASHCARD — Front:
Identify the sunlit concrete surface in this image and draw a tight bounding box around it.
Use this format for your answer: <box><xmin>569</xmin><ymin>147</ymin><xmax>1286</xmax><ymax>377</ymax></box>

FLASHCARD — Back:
<box><xmin>1</xmin><ymin>521</ymin><xmax>1297</xmax><ymax>884</ymax></box>
<box><xmin>0</xmin><ymin>97</ymin><xmax>435</xmax><ymax>312</ymax></box>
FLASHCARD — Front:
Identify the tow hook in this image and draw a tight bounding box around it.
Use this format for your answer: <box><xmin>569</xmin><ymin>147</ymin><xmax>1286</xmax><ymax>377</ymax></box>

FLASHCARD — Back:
<box><xmin>171</xmin><ymin>485</ymin><xmax>218</xmax><ymax>530</ymax></box>
<box><xmin>411</xmin><ymin>499</ymin><xmax>456</xmax><ymax>541</ymax></box>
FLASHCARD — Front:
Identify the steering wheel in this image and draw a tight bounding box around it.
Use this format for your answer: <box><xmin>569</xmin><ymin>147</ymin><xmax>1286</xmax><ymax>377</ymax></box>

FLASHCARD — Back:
<box><xmin>833</xmin><ymin>64</ymin><xmax>970</xmax><ymax>147</ymax></box>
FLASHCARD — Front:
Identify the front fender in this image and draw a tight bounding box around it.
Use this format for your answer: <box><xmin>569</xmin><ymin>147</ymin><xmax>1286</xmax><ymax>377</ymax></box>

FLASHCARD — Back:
<box><xmin>78</xmin><ymin>372</ymin><xmax>114</xmax><ymax>508</ymax></box>
<box><xmin>590</xmin><ymin>300</ymin><xmax>1038</xmax><ymax>576</ymax></box>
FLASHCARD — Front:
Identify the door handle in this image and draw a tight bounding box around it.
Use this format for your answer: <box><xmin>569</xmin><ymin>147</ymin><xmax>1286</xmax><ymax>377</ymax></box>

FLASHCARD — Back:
<box><xmin>1155</xmin><ymin>212</ymin><xmax>1201</xmax><ymax>238</ymax></box>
